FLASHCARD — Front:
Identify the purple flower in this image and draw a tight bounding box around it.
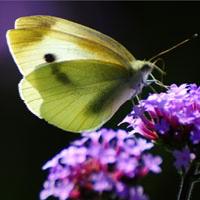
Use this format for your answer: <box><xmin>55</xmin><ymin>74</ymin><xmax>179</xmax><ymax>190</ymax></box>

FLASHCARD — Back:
<box><xmin>40</xmin><ymin>129</ymin><xmax>162</xmax><ymax>200</ymax></box>
<box><xmin>154</xmin><ymin>119</ymin><xmax>170</xmax><ymax>134</ymax></box>
<box><xmin>122</xmin><ymin>84</ymin><xmax>200</xmax><ymax>151</ymax></box>
<box><xmin>129</xmin><ymin>186</ymin><xmax>149</xmax><ymax>200</ymax></box>
<box><xmin>91</xmin><ymin>172</ymin><xmax>113</xmax><ymax>192</ymax></box>
<box><xmin>173</xmin><ymin>147</ymin><xmax>196</xmax><ymax>171</ymax></box>
<box><xmin>190</xmin><ymin>128</ymin><xmax>200</xmax><ymax>144</ymax></box>
<box><xmin>142</xmin><ymin>154</ymin><xmax>162</xmax><ymax>173</ymax></box>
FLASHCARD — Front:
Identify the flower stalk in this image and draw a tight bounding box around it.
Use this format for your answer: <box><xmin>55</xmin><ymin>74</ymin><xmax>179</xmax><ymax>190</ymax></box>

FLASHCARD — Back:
<box><xmin>177</xmin><ymin>159</ymin><xmax>200</xmax><ymax>200</ymax></box>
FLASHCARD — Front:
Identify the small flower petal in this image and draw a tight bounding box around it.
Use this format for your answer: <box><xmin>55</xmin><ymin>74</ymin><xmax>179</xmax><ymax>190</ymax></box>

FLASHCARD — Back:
<box><xmin>173</xmin><ymin>147</ymin><xmax>196</xmax><ymax>171</ymax></box>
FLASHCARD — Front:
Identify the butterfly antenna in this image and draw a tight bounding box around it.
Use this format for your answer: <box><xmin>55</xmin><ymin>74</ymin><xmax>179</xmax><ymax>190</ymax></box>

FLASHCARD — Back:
<box><xmin>149</xmin><ymin>33</ymin><xmax>198</xmax><ymax>62</ymax></box>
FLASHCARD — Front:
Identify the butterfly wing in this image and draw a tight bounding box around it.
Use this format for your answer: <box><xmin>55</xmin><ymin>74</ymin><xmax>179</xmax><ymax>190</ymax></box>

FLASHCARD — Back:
<box><xmin>15</xmin><ymin>15</ymin><xmax>135</xmax><ymax>63</ymax></box>
<box><xmin>7</xmin><ymin>16</ymin><xmax>135</xmax><ymax>76</ymax></box>
<box><xmin>7</xmin><ymin>28</ymin><xmax>129</xmax><ymax>76</ymax></box>
<box><xmin>7</xmin><ymin>16</ymin><xmax>138</xmax><ymax>132</ymax></box>
<box><xmin>20</xmin><ymin>60</ymin><xmax>132</xmax><ymax>132</ymax></box>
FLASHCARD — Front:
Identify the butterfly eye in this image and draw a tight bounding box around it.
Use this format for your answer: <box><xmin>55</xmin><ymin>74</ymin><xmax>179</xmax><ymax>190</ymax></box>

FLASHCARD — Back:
<box><xmin>141</xmin><ymin>64</ymin><xmax>151</xmax><ymax>72</ymax></box>
<box><xmin>44</xmin><ymin>53</ymin><xmax>56</xmax><ymax>63</ymax></box>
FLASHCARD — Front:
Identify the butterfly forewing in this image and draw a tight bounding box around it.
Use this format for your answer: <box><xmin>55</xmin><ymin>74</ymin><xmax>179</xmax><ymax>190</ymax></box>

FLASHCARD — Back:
<box><xmin>7</xmin><ymin>28</ymin><xmax>131</xmax><ymax>76</ymax></box>
<box><xmin>15</xmin><ymin>15</ymin><xmax>135</xmax><ymax>63</ymax></box>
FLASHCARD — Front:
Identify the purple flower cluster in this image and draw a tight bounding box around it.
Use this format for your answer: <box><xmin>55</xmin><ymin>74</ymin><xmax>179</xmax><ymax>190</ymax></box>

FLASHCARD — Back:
<box><xmin>173</xmin><ymin>147</ymin><xmax>196</xmax><ymax>171</ymax></box>
<box><xmin>40</xmin><ymin>129</ymin><xmax>162</xmax><ymax>200</ymax></box>
<box><xmin>122</xmin><ymin>84</ymin><xmax>200</xmax><ymax>171</ymax></box>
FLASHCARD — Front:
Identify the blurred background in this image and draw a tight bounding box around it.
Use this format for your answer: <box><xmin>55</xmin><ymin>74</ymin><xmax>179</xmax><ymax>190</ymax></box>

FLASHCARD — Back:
<box><xmin>0</xmin><ymin>1</ymin><xmax>200</xmax><ymax>200</ymax></box>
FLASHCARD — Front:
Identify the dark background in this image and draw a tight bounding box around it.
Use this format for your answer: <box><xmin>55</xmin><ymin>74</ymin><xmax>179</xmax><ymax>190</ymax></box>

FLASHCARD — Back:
<box><xmin>0</xmin><ymin>1</ymin><xmax>200</xmax><ymax>200</ymax></box>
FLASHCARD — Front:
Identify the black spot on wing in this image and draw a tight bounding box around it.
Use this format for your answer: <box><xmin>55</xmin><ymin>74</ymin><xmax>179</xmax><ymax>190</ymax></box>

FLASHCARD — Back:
<box><xmin>44</xmin><ymin>53</ymin><xmax>56</xmax><ymax>63</ymax></box>
<box><xmin>88</xmin><ymin>82</ymin><xmax>122</xmax><ymax>113</ymax></box>
<box><xmin>51</xmin><ymin>64</ymin><xmax>70</xmax><ymax>84</ymax></box>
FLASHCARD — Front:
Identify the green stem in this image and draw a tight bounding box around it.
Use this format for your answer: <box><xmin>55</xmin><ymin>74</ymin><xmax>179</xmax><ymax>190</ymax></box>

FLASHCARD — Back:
<box><xmin>177</xmin><ymin>160</ymin><xmax>199</xmax><ymax>200</ymax></box>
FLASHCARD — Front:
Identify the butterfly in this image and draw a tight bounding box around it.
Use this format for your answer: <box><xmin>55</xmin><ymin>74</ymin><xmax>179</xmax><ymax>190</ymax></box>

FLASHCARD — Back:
<box><xmin>6</xmin><ymin>15</ymin><xmax>154</xmax><ymax>132</ymax></box>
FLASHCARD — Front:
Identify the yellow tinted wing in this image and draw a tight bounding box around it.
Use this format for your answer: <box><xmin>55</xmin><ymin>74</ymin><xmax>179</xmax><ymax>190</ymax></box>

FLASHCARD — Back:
<box><xmin>7</xmin><ymin>28</ymin><xmax>130</xmax><ymax>76</ymax></box>
<box><xmin>20</xmin><ymin>60</ymin><xmax>132</xmax><ymax>132</ymax></box>
<box><xmin>15</xmin><ymin>15</ymin><xmax>135</xmax><ymax>63</ymax></box>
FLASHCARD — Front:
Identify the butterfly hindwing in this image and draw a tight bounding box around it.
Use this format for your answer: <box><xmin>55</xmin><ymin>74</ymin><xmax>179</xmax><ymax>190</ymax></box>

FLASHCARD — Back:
<box><xmin>20</xmin><ymin>60</ymin><xmax>132</xmax><ymax>132</ymax></box>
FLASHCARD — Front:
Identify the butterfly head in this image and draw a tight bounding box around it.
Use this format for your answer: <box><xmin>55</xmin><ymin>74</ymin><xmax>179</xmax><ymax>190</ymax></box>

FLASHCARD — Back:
<box><xmin>129</xmin><ymin>60</ymin><xmax>154</xmax><ymax>97</ymax></box>
<box><xmin>130</xmin><ymin>60</ymin><xmax>154</xmax><ymax>82</ymax></box>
